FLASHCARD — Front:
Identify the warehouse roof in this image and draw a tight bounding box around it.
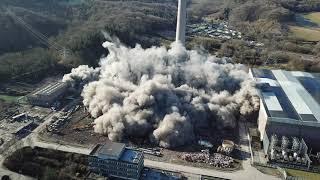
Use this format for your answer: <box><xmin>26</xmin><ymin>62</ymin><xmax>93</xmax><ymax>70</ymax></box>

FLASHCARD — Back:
<box><xmin>90</xmin><ymin>142</ymin><xmax>143</xmax><ymax>163</ymax></box>
<box><xmin>91</xmin><ymin>142</ymin><xmax>125</xmax><ymax>160</ymax></box>
<box><xmin>31</xmin><ymin>82</ymin><xmax>68</xmax><ymax>96</ymax></box>
<box><xmin>251</xmin><ymin>69</ymin><xmax>320</xmax><ymax>126</ymax></box>
<box><xmin>120</xmin><ymin>148</ymin><xmax>143</xmax><ymax>164</ymax></box>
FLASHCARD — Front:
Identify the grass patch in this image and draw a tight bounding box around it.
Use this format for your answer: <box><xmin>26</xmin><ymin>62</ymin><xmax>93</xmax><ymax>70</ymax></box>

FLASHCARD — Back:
<box><xmin>3</xmin><ymin>147</ymin><xmax>89</xmax><ymax>179</ymax></box>
<box><xmin>304</xmin><ymin>12</ymin><xmax>320</xmax><ymax>25</ymax></box>
<box><xmin>289</xmin><ymin>26</ymin><xmax>320</xmax><ymax>41</ymax></box>
<box><xmin>0</xmin><ymin>95</ymin><xmax>21</xmax><ymax>103</ymax></box>
<box><xmin>255</xmin><ymin>166</ymin><xmax>281</xmax><ymax>177</ymax></box>
<box><xmin>286</xmin><ymin>168</ymin><xmax>320</xmax><ymax>180</ymax></box>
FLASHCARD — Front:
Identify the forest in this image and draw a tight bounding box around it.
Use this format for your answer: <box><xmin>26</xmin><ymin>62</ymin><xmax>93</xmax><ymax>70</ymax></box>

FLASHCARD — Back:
<box><xmin>0</xmin><ymin>0</ymin><xmax>320</xmax><ymax>83</ymax></box>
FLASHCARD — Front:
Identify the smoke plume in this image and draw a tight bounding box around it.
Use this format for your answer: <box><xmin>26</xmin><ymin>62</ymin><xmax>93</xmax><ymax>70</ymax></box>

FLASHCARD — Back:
<box><xmin>63</xmin><ymin>37</ymin><xmax>259</xmax><ymax>148</ymax></box>
<box><xmin>62</xmin><ymin>65</ymin><xmax>100</xmax><ymax>85</ymax></box>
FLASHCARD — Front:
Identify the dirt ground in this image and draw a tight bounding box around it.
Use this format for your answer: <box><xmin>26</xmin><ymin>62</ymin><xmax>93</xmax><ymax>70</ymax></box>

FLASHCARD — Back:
<box><xmin>40</xmin><ymin>107</ymin><xmax>111</xmax><ymax>148</ymax></box>
<box><xmin>40</xmin><ymin>107</ymin><xmax>242</xmax><ymax>171</ymax></box>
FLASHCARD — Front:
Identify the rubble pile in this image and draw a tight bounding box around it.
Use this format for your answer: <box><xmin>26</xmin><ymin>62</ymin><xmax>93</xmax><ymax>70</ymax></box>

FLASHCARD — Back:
<box><xmin>217</xmin><ymin>140</ymin><xmax>235</xmax><ymax>155</ymax></box>
<box><xmin>217</xmin><ymin>146</ymin><xmax>233</xmax><ymax>155</ymax></box>
<box><xmin>180</xmin><ymin>150</ymin><xmax>234</xmax><ymax>168</ymax></box>
<box><xmin>181</xmin><ymin>150</ymin><xmax>210</xmax><ymax>163</ymax></box>
<box><xmin>210</xmin><ymin>153</ymin><xmax>234</xmax><ymax>168</ymax></box>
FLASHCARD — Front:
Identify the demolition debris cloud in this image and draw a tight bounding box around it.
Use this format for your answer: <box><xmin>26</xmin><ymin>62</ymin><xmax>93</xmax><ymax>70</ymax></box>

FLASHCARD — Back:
<box><xmin>63</xmin><ymin>35</ymin><xmax>259</xmax><ymax>148</ymax></box>
<box><xmin>62</xmin><ymin>65</ymin><xmax>100</xmax><ymax>85</ymax></box>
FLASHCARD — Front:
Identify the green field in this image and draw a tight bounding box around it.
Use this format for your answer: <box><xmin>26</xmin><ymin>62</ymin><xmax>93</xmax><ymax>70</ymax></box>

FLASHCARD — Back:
<box><xmin>289</xmin><ymin>25</ymin><xmax>320</xmax><ymax>41</ymax></box>
<box><xmin>304</xmin><ymin>12</ymin><xmax>320</xmax><ymax>25</ymax></box>
<box><xmin>290</xmin><ymin>12</ymin><xmax>320</xmax><ymax>41</ymax></box>
<box><xmin>286</xmin><ymin>169</ymin><xmax>320</xmax><ymax>180</ymax></box>
<box><xmin>0</xmin><ymin>95</ymin><xmax>22</xmax><ymax>103</ymax></box>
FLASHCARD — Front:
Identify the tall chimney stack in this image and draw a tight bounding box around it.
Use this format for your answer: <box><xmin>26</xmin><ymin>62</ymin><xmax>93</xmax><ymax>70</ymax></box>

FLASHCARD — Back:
<box><xmin>176</xmin><ymin>0</ymin><xmax>187</xmax><ymax>45</ymax></box>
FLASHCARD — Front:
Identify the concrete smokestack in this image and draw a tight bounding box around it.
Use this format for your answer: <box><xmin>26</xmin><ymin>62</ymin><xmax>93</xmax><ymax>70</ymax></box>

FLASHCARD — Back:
<box><xmin>176</xmin><ymin>0</ymin><xmax>187</xmax><ymax>45</ymax></box>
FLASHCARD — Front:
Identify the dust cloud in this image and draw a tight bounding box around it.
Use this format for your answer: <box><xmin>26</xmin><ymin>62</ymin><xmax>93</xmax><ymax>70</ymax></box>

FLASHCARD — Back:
<box><xmin>63</xmin><ymin>35</ymin><xmax>259</xmax><ymax>148</ymax></box>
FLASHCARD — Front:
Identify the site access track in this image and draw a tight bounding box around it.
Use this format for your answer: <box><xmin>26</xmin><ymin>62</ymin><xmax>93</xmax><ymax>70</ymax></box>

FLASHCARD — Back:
<box><xmin>0</xmin><ymin>111</ymin><xmax>279</xmax><ymax>180</ymax></box>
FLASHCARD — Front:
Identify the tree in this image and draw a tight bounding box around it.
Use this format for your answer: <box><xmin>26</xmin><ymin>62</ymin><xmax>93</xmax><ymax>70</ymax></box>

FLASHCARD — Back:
<box><xmin>1</xmin><ymin>175</ymin><xmax>11</xmax><ymax>180</ymax></box>
<box><xmin>42</xmin><ymin>167</ymin><xmax>57</xmax><ymax>180</ymax></box>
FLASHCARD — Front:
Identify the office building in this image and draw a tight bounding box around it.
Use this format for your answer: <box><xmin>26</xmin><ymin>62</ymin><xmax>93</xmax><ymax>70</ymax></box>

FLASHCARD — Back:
<box><xmin>89</xmin><ymin>142</ymin><xmax>144</xmax><ymax>180</ymax></box>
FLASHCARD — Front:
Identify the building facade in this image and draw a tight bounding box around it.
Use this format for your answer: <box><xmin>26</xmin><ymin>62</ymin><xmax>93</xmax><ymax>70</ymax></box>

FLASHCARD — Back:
<box><xmin>250</xmin><ymin>68</ymin><xmax>320</xmax><ymax>152</ymax></box>
<box><xmin>89</xmin><ymin>142</ymin><xmax>144</xmax><ymax>180</ymax></box>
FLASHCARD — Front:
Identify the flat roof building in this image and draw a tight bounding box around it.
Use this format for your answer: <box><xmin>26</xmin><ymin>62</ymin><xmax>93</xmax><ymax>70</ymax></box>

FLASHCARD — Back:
<box><xmin>94</xmin><ymin>142</ymin><xmax>125</xmax><ymax>160</ymax></box>
<box><xmin>89</xmin><ymin>142</ymin><xmax>144</xmax><ymax>180</ymax></box>
<box><xmin>250</xmin><ymin>68</ymin><xmax>320</xmax><ymax>152</ymax></box>
<box><xmin>27</xmin><ymin>82</ymin><xmax>69</xmax><ymax>107</ymax></box>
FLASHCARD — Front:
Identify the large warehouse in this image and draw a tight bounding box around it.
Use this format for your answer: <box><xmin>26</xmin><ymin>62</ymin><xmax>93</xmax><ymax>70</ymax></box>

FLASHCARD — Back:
<box><xmin>27</xmin><ymin>82</ymin><xmax>69</xmax><ymax>107</ymax></box>
<box><xmin>250</xmin><ymin>68</ymin><xmax>320</xmax><ymax>152</ymax></box>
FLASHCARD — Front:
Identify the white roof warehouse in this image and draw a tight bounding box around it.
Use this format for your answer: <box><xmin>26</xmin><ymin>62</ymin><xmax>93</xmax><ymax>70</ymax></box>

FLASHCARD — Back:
<box><xmin>250</xmin><ymin>68</ymin><xmax>320</xmax><ymax>152</ymax></box>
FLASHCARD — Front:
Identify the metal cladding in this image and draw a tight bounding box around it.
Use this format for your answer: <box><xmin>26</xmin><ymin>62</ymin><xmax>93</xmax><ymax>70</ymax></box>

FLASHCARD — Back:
<box><xmin>251</xmin><ymin>68</ymin><xmax>320</xmax><ymax>151</ymax></box>
<box><xmin>176</xmin><ymin>0</ymin><xmax>187</xmax><ymax>45</ymax></box>
<box><xmin>27</xmin><ymin>82</ymin><xmax>68</xmax><ymax>107</ymax></box>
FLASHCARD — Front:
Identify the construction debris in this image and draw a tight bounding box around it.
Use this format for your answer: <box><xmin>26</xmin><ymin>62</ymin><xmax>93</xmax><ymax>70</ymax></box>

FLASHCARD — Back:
<box><xmin>217</xmin><ymin>140</ymin><xmax>235</xmax><ymax>155</ymax></box>
<box><xmin>139</xmin><ymin>148</ymin><xmax>163</xmax><ymax>157</ymax></box>
<box><xmin>47</xmin><ymin>104</ymin><xmax>81</xmax><ymax>133</ymax></box>
<box><xmin>210</xmin><ymin>153</ymin><xmax>234</xmax><ymax>168</ymax></box>
<box><xmin>72</xmin><ymin>123</ymin><xmax>93</xmax><ymax>131</ymax></box>
<box><xmin>180</xmin><ymin>150</ymin><xmax>234</xmax><ymax>168</ymax></box>
<box><xmin>47</xmin><ymin>112</ymin><xmax>71</xmax><ymax>133</ymax></box>
<box><xmin>181</xmin><ymin>150</ymin><xmax>210</xmax><ymax>163</ymax></box>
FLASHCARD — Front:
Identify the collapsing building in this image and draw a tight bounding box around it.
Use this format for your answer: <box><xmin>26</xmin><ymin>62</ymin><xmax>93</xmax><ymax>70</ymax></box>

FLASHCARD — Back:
<box><xmin>89</xmin><ymin>142</ymin><xmax>144</xmax><ymax>180</ymax></box>
<box><xmin>250</xmin><ymin>68</ymin><xmax>320</xmax><ymax>152</ymax></box>
<box><xmin>27</xmin><ymin>82</ymin><xmax>69</xmax><ymax>107</ymax></box>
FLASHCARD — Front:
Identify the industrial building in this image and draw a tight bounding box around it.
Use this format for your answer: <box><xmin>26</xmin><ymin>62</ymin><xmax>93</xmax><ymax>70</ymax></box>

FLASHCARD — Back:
<box><xmin>250</xmin><ymin>68</ymin><xmax>320</xmax><ymax>152</ymax></box>
<box><xmin>267</xmin><ymin>135</ymin><xmax>311</xmax><ymax>169</ymax></box>
<box><xmin>88</xmin><ymin>142</ymin><xmax>144</xmax><ymax>180</ymax></box>
<box><xmin>12</xmin><ymin>122</ymin><xmax>38</xmax><ymax>139</ymax></box>
<box><xmin>27</xmin><ymin>82</ymin><xmax>69</xmax><ymax>107</ymax></box>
